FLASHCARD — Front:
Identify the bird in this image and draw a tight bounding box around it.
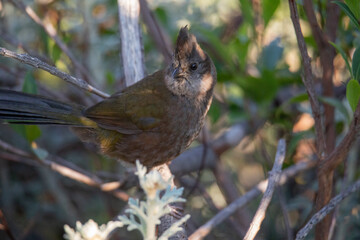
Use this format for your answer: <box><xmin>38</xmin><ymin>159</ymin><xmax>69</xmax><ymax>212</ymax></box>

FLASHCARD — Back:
<box><xmin>0</xmin><ymin>26</ymin><xmax>217</xmax><ymax>167</ymax></box>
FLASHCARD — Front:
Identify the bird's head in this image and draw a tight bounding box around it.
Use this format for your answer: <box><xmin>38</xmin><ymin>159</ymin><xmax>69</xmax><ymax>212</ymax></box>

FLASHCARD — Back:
<box><xmin>165</xmin><ymin>26</ymin><xmax>217</xmax><ymax>101</ymax></box>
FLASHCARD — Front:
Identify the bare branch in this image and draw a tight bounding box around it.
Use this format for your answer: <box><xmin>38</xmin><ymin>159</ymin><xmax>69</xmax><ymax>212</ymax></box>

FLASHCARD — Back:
<box><xmin>0</xmin><ymin>140</ymin><xmax>129</xmax><ymax>201</ymax></box>
<box><xmin>0</xmin><ymin>47</ymin><xmax>110</xmax><ymax>98</ymax></box>
<box><xmin>188</xmin><ymin>160</ymin><xmax>316</xmax><ymax>240</ymax></box>
<box><xmin>296</xmin><ymin>179</ymin><xmax>360</xmax><ymax>240</ymax></box>
<box><xmin>243</xmin><ymin>139</ymin><xmax>286</xmax><ymax>240</ymax></box>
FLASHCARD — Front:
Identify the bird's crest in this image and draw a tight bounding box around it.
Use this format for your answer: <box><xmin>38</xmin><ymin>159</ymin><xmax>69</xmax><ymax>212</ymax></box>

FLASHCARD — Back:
<box><xmin>175</xmin><ymin>26</ymin><xmax>205</xmax><ymax>60</ymax></box>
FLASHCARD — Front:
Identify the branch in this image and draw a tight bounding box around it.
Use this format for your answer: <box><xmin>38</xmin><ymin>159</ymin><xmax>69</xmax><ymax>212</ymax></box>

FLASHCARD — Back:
<box><xmin>303</xmin><ymin>0</ymin><xmax>328</xmax><ymax>48</ymax></box>
<box><xmin>295</xmin><ymin>178</ymin><xmax>360</xmax><ymax>240</ymax></box>
<box><xmin>8</xmin><ymin>0</ymin><xmax>96</xmax><ymax>84</ymax></box>
<box><xmin>0</xmin><ymin>47</ymin><xmax>109</xmax><ymax>98</ymax></box>
<box><xmin>243</xmin><ymin>139</ymin><xmax>286</xmax><ymax>240</ymax></box>
<box><xmin>188</xmin><ymin>159</ymin><xmax>316</xmax><ymax>240</ymax></box>
<box><xmin>0</xmin><ymin>140</ymin><xmax>129</xmax><ymax>201</ymax></box>
<box><xmin>288</xmin><ymin>0</ymin><xmax>326</xmax><ymax>156</ymax></box>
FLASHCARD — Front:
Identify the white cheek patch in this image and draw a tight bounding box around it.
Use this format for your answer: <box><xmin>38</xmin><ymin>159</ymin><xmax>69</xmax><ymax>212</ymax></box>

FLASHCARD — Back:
<box><xmin>199</xmin><ymin>73</ymin><xmax>214</xmax><ymax>94</ymax></box>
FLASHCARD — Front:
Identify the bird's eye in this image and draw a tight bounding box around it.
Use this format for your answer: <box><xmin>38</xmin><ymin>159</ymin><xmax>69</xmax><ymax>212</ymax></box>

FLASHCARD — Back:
<box><xmin>190</xmin><ymin>63</ymin><xmax>198</xmax><ymax>71</ymax></box>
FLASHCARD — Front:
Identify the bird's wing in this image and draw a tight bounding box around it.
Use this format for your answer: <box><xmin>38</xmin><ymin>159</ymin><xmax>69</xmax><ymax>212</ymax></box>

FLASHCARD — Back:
<box><xmin>84</xmin><ymin>86</ymin><xmax>167</xmax><ymax>134</ymax></box>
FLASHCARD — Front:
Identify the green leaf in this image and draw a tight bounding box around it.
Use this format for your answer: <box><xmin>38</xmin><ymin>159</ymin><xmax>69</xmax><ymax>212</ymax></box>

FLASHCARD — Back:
<box><xmin>263</xmin><ymin>0</ymin><xmax>280</xmax><ymax>26</ymax></box>
<box><xmin>329</xmin><ymin>41</ymin><xmax>352</xmax><ymax>78</ymax></box>
<box><xmin>346</xmin><ymin>79</ymin><xmax>360</xmax><ymax>112</ymax></box>
<box><xmin>26</xmin><ymin>125</ymin><xmax>42</xmax><ymax>142</ymax></box>
<box><xmin>106</xmin><ymin>71</ymin><xmax>115</xmax><ymax>86</ymax></box>
<box><xmin>22</xmin><ymin>72</ymin><xmax>37</xmax><ymax>94</ymax></box>
<box><xmin>334</xmin><ymin>1</ymin><xmax>360</xmax><ymax>30</ymax></box>
<box><xmin>345</xmin><ymin>0</ymin><xmax>360</xmax><ymax>19</ymax></box>
<box><xmin>237</xmin><ymin>70</ymin><xmax>278</xmax><ymax>103</ymax></box>
<box><xmin>52</xmin><ymin>44</ymin><xmax>62</xmax><ymax>63</ymax></box>
<box><xmin>239</xmin><ymin>0</ymin><xmax>254</xmax><ymax>28</ymax></box>
<box><xmin>318</xmin><ymin>97</ymin><xmax>350</xmax><ymax>122</ymax></box>
<box><xmin>352</xmin><ymin>47</ymin><xmax>360</xmax><ymax>81</ymax></box>
<box><xmin>11</xmin><ymin>125</ymin><xmax>42</xmax><ymax>142</ymax></box>
<box><xmin>154</xmin><ymin>7</ymin><xmax>168</xmax><ymax>24</ymax></box>
<box><xmin>208</xmin><ymin>101</ymin><xmax>222</xmax><ymax>123</ymax></box>
<box><xmin>288</xmin><ymin>93</ymin><xmax>309</xmax><ymax>104</ymax></box>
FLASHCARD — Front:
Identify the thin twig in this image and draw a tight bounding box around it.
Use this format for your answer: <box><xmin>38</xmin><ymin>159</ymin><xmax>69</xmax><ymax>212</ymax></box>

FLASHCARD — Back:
<box><xmin>188</xmin><ymin>159</ymin><xmax>316</xmax><ymax>240</ymax></box>
<box><xmin>0</xmin><ymin>209</ymin><xmax>16</xmax><ymax>240</ymax></box>
<box><xmin>180</xmin><ymin>177</ymin><xmax>244</xmax><ymax>238</ymax></box>
<box><xmin>296</xmin><ymin>178</ymin><xmax>360</xmax><ymax>240</ymax></box>
<box><xmin>186</xmin><ymin>127</ymin><xmax>210</xmax><ymax>197</ymax></box>
<box><xmin>170</xmin><ymin>123</ymin><xmax>248</xmax><ymax>177</ymax></box>
<box><xmin>243</xmin><ymin>139</ymin><xmax>286</xmax><ymax>240</ymax></box>
<box><xmin>8</xmin><ymin>0</ymin><xmax>96</xmax><ymax>84</ymax></box>
<box><xmin>278</xmin><ymin>187</ymin><xmax>293</xmax><ymax>240</ymax></box>
<box><xmin>288</xmin><ymin>0</ymin><xmax>326</xmax><ymax>157</ymax></box>
<box><xmin>213</xmin><ymin>160</ymin><xmax>251</xmax><ymax>235</ymax></box>
<box><xmin>139</xmin><ymin>0</ymin><xmax>172</xmax><ymax>63</ymax></box>
<box><xmin>0</xmin><ymin>47</ymin><xmax>109</xmax><ymax>98</ymax></box>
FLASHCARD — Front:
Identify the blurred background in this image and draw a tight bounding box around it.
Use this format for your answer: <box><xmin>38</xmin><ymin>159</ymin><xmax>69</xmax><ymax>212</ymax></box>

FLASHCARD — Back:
<box><xmin>0</xmin><ymin>0</ymin><xmax>360</xmax><ymax>239</ymax></box>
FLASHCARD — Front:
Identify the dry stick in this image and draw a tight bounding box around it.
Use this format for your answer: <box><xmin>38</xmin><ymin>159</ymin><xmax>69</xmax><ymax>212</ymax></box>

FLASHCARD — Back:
<box><xmin>0</xmin><ymin>140</ymin><xmax>129</xmax><ymax>201</ymax></box>
<box><xmin>118</xmin><ymin>0</ymin><xmax>145</xmax><ymax>87</ymax></box>
<box><xmin>243</xmin><ymin>139</ymin><xmax>286</xmax><ymax>240</ymax></box>
<box><xmin>8</xmin><ymin>0</ymin><xmax>96</xmax><ymax>85</ymax></box>
<box><xmin>296</xmin><ymin>179</ymin><xmax>360</xmax><ymax>240</ymax></box>
<box><xmin>188</xmin><ymin>159</ymin><xmax>316</xmax><ymax>240</ymax></box>
<box><xmin>0</xmin><ymin>47</ymin><xmax>109</xmax><ymax>98</ymax></box>
<box><xmin>288</xmin><ymin>0</ymin><xmax>326</xmax><ymax>157</ymax></box>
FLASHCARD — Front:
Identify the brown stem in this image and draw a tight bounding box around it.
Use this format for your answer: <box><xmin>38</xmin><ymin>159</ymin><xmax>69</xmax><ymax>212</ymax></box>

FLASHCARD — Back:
<box><xmin>303</xmin><ymin>1</ymin><xmax>339</xmax><ymax>238</ymax></box>
<box><xmin>288</xmin><ymin>0</ymin><xmax>326</xmax><ymax>157</ymax></box>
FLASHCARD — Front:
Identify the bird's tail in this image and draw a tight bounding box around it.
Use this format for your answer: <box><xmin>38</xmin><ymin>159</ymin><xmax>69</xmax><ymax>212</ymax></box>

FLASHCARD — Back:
<box><xmin>0</xmin><ymin>89</ymin><xmax>90</xmax><ymax>126</ymax></box>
